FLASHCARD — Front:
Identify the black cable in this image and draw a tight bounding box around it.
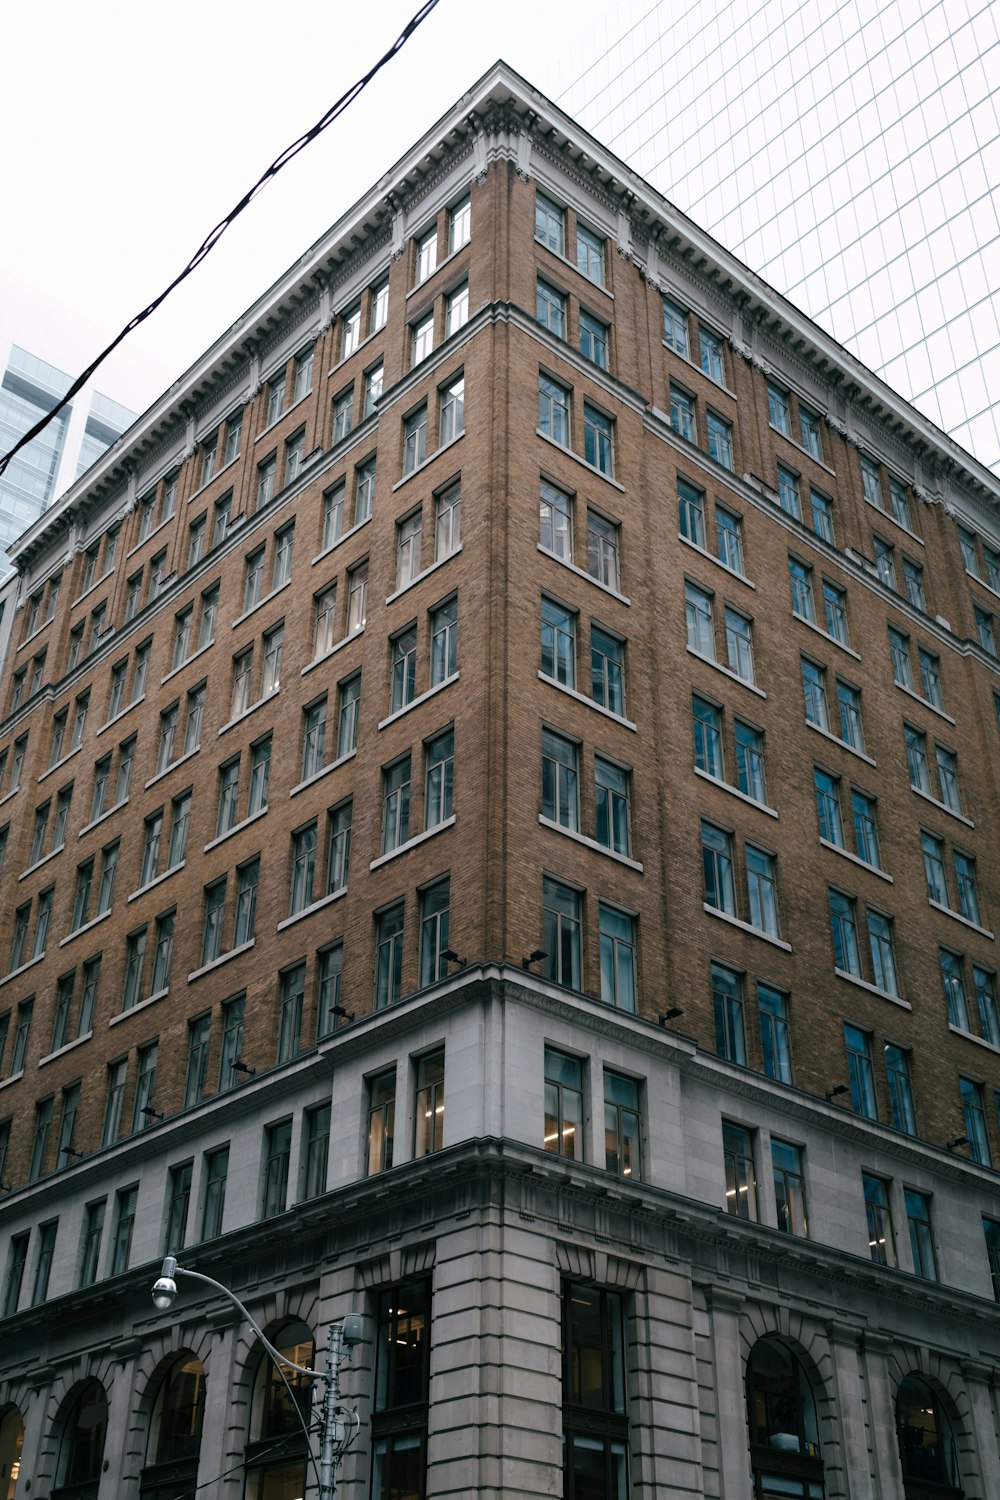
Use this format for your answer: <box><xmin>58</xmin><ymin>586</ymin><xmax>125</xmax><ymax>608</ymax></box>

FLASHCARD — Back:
<box><xmin>0</xmin><ymin>0</ymin><xmax>440</xmax><ymax>481</ymax></box>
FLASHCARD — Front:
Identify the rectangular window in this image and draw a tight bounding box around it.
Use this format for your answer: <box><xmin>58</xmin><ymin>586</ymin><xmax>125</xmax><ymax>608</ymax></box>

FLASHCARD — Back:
<box><xmin>799</xmin><ymin>405</ymin><xmax>822</xmax><ymax>458</ymax></box>
<box><xmin>396</xmin><ymin>513</ymin><xmax>422</xmax><ymax>590</ymax></box>
<box><xmin>746</xmin><ymin>845</ymin><xmax>779</xmax><ymax>935</ymax></box>
<box><xmin>537</xmin><ymin>278</ymin><xmax>567</xmax><ymax>337</ymax></box>
<box><xmin>410</xmin><ymin>313</ymin><xmax>434</xmax><ymax>367</ymax></box>
<box><xmin>201</xmin><ymin>880</ymin><xmax>226</xmax><ymax>967</ymax></box>
<box><xmin>940</xmin><ymin>948</ymin><xmax>970</xmax><ymax>1029</ymax></box>
<box><xmin>735</xmin><ymin>721</ymin><xmax>766</xmax><ymax>803</ymax></box>
<box><xmin>541</xmin><ymin>729</ymin><xmax>579</xmax><ymax>831</ymax></box>
<box><xmin>185</xmin><ymin>1014</ymin><xmax>211</xmax><ymax>1108</ymax></box>
<box><xmin>836</xmin><ymin>679</ymin><xmax>864</xmax><ymax>751</ymax></box>
<box><xmin>874</xmin><ymin>537</ymin><xmax>897</xmax><ymax>590</ymax></box>
<box><xmin>234</xmin><ymin>858</ymin><xmax>259</xmax><ymax>946</ymax></box>
<box><xmin>863</xmin><ymin>1174</ymin><xmax>896</xmax><ymax>1267</ymax></box>
<box><xmin>905</xmin><ymin>1189</ymin><xmax>937</xmax><ymax>1279</ymax></box>
<box><xmin>121</xmin><ymin>928</ymin><xmax>147</xmax><ymax>1010</ymax></box>
<box><xmin>670</xmin><ymin>384</ymin><xmax>695</xmax><ymax>442</ymax></box>
<box><xmin>767</xmin><ymin>383</ymin><xmax>790</xmax><ymax>434</ymax></box>
<box><xmin>219</xmin><ymin>997</ymin><xmax>245</xmax><ymax>1090</ymax></box>
<box><xmin>851</xmin><ymin>789</ymin><xmax>880</xmax><ymax>868</ymax></box>
<box><xmin>829</xmin><ymin>888</ymin><xmax>861</xmax><ymax>976</ymax></box>
<box><xmin>591</xmin><ymin>624</ymin><xmax>625</xmax><ymax>715</ymax></box>
<box><xmin>363</xmin><ymin>363</ymin><xmax>383</xmax><ymax>418</ymax></box>
<box><xmin>273</xmin><ymin>523</ymin><xmax>295</xmax><ymax>588</ymax></box>
<box><xmin>201</xmin><ymin>1147</ymin><xmax>229</xmax><ymax>1240</ymax></box>
<box><xmin>723</xmin><ymin>1123</ymin><xmax>757</xmax><ymax>1219</ymax></box>
<box><xmin>579</xmin><ymin>309</ymin><xmax>609</xmax><ymax>368</ymax></box>
<box><xmin>261</xmin><ymin>624</ymin><xmax>283</xmax><ymax>695</ymax></box>
<box><xmin>984</xmin><ymin>1219</ymin><xmax>1000</xmax><ymax>1301</ymax></box>
<box><xmin>961</xmin><ymin>1077</ymin><xmax>992</xmax><ymax>1165</ymax></box>
<box><xmin>685</xmin><ymin>580</ymin><xmax>714</xmax><ymax>658</ymax></box>
<box><xmin>935</xmin><ymin>745</ymin><xmax>961</xmax><ymax>812</ymax></box>
<box><xmin>262</xmin><ymin>1119</ymin><xmax>292</xmax><ymax>1218</ymax></box>
<box><xmin>662</xmin><ymin>297</ymin><xmax>689</xmax><ymax>356</ymax></box>
<box><xmin>822</xmin><ymin>580</ymin><xmax>848</xmax><ymax>645</ymax></box>
<box><xmin>439</xmin><ymin>375</ymin><xmax>464</xmax><ymax>444</ymax></box>
<box><xmin>256</xmin><ymin>456</ymin><xmax>276</xmax><ymax>512</ymax></box>
<box><xmin>693</xmin><ymin>695</ymin><xmax>723</xmax><ymax>779</ymax></box>
<box><xmin>918</xmin><ymin>648</ymin><xmax>943</xmax><ymax>709</ymax></box>
<box><xmin>32</xmin><ymin>1220</ymin><xmax>58</xmax><ymax>1305</ymax></box>
<box><xmin>419</xmin><ymin>877</ymin><xmax>450</xmax><ymax>988</ymax></box>
<box><xmin>414</xmin><ymin>226</ymin><xmax>437</xmax><ymax>285</ymax></box>
<box><xmin>538</xmin><ymin>373</ymin><xmax>570</xmax><ymax>446</ymax></box>
<box><xmin>544</xmin><ymin>1047</ymin><xmax>583</xmax><ymax>1160</ymax></box>
<box><xmin>576</xmin><ymin>222</ymin><xmax>604</xmax><ymax>283</ymax></box>
<box><xmin>540</xmin><ymin>480</ymin><xmax>573</xmax><ymax>559</ymax></box>
<box><xmin>758</xmin><ymin>984</ymin><xmax>792</xmax><ymax>1083</ymax></box>
<box><xmin>403</xmin><ymin>405</ymin><xmax>427</xmax><ymax>474</ymax></box>
<box><xmin>541</xmin><ymin>597</ymin><xmax>576</xmax><ymax>686</ymax></box>
<box><xmin>707</xmin><ymin>411</ymin><xmax>733</xmax><ymax>469</ymax></box>
<box><xmin>449</xmin><ymin>195</ymin><xmax>470</xmax><ymax>252</ymax></box>
<box><xmin>922</xmin><ymin>831</ymin><xmax>948</xmax><ymax>906</ymax></box>
<box><xmin>976</xmin><ymin>605</ymin><xmax>997</xmax><ymax>657</ymax></box>
<box><xmin>79</xmin><ymin>1199</ymin><xmax>106</xmax><ymax>1287</ymax></box>
<box><xmin>434</xmin><ymin>483</ymin><xmax>461</xmax><ymax>560</ymax></box>
<box><xmin>583</xmin><ymin>403</ymin><xmax>614</xmax><ymax>475</ymax></box>
<box><xmin>332</xmin><ymin>387</ymin><xmax>353</xmax><ymax>445</ymax></box>
<box><xmin>341</xmin><ymin>303</ymin><xmax>361</xmax><ymax>359</ymax></box>
<box><xmin>425</xmin><ymin>729</ymin><xmax>454</xmax><ymax>829</ymax></box>
<box><xmin>111</xmin><ymin>1184</ymin><xmax>138</xmax><ymax>1274</ymax></box>
<box><xmin>535</xmin><ymin>191</ymin><xmax>565</xmax><ymax>254</ymax></box>
<box><xmin>868</xmin><ymin>910</ymin><xmax>899</xmax><ymax>995</ymax></box>
<box><xmin>347</xmin><ymin>560</ymin><xmax>368</xmax><ymax>633</ymax></box>
<box><xmin>375</xmin><ymin>902</ymin><xmax>405</xmax><ymax>1008</ymax></box>
<box><xmin>265</xmin><ymin>373</ymin><xmax>285</xmax><ymax>426</ymax></box>
<box><xmin>183</xmin><ymin>683</ymin><xmax>205</xmax><ymax>755</ymax></box>
<box><xmin>132</xmin><ymin>1040</ymin><xmax>159</xmax><ymax>1131</ymax></box>
<box><xmin>903</xmin><ymin>557</ymin><xmax>925</xmax><ymax>610</ymax></box>
<box><xmin>772</xmin><ymin>1139</ymin><xmax>807</xmax><ymax>1235</ymax></box>
<box><xmin>367</xmin><ymin>1069</ymin><xmax>396</xmax><ymax>1174</ymax></box>
<box><xmin>678</xmin><ymin>477</ymin><xmax>705</xmax><ymax>547</ymax></box>
<box><xmin>355</xmin><ymin>457</ymin><xmax>376</xmax><ymax>524</ymax></box>
<box><xmin>337</xmin><ymin>673</ymin><xmax>361</xmax><ymax>756</ymax></box>
<box><xmin>777</xmin><ymin>463</ymin><xmax>801</xmax><ymax>519</ymax></box>
<box><xmin>604</xmin><ymin>1070</ymin><xmax>640</xmax><ymax>1178</ymax></box>
<box><xmin>599</xmin><ymin>904</ymin><xmax>636</xmax><ymax>1012</ymax></box>
<box><xmin>164</xmin><ymin>1162</ymin><xmax>192</xmax><ymax>1254</ymax></box>
<box><xmin>316</xmin><ymin>942</ymin><xmax>344</xmax><ymax>1036</ymax></box>
<box><xmin>97</xmin><ymin>843</ymin><xmax>120</xmax><ymax>918</ymax></box>
<box><xmin>290</xmin><ymin>825</ymin><xmax>317</xmax><ymax>915</ymax></box>
<box><xmin>390</xmin><ymin>626</ymin><xmax>417</xmax><ymax>714</ymax></box>
<box><xmin>975</xmin><ymin>966</ymin><xmax>1000</xmax><ymax>1047</ymax></box>
<box><xmin>885</xmin><ymin>1043</ymin><xmax>917</xmax><ymax>1134</ymax></box>
<box><xmin>889</xmin><ymin>477</ymin><xmax>911</xmax><ymax>529</ymax></box>
<box><xmin>845</xmin><ymin>1024</ymin><xmax>877</xmax><ymax>1117</ymax></box>
<box><xmin>414</xmin><ymin>1050</ymin><xmax>445</xmax><ymax>1157</ymax></box>
<box><xmin>711</xmin><ymin>963</ymin><xmax>746</xmax><ymax>1064</ymax></box>
<box><xmin>322</xmin><ymin>483</ymin><xmax>344</xmax><ymax>550</ymax></box>
<box><xmin>700</xmin><ymin>327</ymin><xmax>724</xmax><ymax>382</ymax></box>
<box><xmin>725</xmin><ymin>609</ymin><xmax>755</xmax><ymax>683</ymax></box>
<box><xmin>382</xmin><ymin>758</ymin><xmax>411</xmax><ymax>855</ymax></box>
<box><xmin>328</xmin><ymin>802</ymin><xmax>351</xmax><ymax>895</ymax></box>
<box><xmin>702</xmin><ymin>823</ymin><xmax>735</xmax><ymax>915</ymax></box>
<box><xmin>789</xmin><ymin>557</ymin><xmax>814</xmax><ymax>622</ymax></box>
<box><xmin>594</xmin><ymin>757</ymin><xmax>630</xmax><ymax>856</ymax></box>
<box><xmin>543</xmin><ymin>877</ymin><xmax>582</xmax><ymax>990</ymax></box>
<box><xmin>293</xmin><ymin>344</ymin><xmax>314</xmax><ymax>403</ymax></box>
<box><xmin>302</xmin><ymin>1104</ymin><xmax>331</xmax><ymax>1200</ymax></box>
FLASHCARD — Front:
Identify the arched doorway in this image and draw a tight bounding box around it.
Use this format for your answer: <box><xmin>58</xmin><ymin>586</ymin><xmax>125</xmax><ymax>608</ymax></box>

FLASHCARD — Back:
<box><xmin>244</xmin><ymin>1319</ymin><xmax>315</xmax><ymax>1500</ymax></box>
<box><xmin>895</xmin><ymin>1374</ymin><xmax>963</xmax><ymax>1498</ymax></box>
<box><xmin>51</xmin><ymin>1381</ymin><xmax>108</xmax><ymax>1500</ymax></box>
<box><xmin>745</xmin><ymin>1337</ymin><xmax>824</xmax><ymax>1498</ymax></box>
<box><xmin>0</xmin><ymin>1407</ymin><xmax>23</xmax><ymax>1500</ymax></box>
<box><xmin>140</xmin><ymin>1354</ymin><xmax>206</xmax><ymax>1500</ymax></box>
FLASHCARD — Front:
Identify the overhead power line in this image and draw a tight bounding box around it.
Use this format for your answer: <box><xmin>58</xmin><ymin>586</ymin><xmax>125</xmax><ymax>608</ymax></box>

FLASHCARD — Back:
<box><xmin>0</xmin><ymin>0</ymin><xmax>440</xmax><ymax>481</ymax></box>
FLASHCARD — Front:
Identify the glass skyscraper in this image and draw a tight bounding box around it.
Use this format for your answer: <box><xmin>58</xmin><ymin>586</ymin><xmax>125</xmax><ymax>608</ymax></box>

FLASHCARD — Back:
<box><xmin>560</xmin><ymin>0</ymin><xmax>1000</xmax><ymax>472</ymax></box>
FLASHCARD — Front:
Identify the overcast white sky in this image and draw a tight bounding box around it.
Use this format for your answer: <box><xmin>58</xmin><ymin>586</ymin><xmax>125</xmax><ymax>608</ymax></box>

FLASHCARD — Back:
<box><xmin>0</xmin><ymin>0</ymin><xmax>636</xmax><ymax>418</ymax></box>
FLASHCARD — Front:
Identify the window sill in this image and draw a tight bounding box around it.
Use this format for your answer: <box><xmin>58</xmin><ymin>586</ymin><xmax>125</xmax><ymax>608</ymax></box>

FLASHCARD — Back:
<box><xmin>928</xmin><ymin>900</ymin><xmax>994</xmax><ymax>940</ymax></box>
<box><xmin>369</xmin><ymin>814</ymin><xmax>456</xmax><ymax>871</ymax></box>
<box><xmin>96</xmin><ymin>694</ymin><xmax>146</xmax><ymax>738</ymax></box>
<box><xmin>407</xmin><ymin>239</ymin><xmax>471</xmax><ymax>300</ymax></box>
<box><xmin>686</xmin><ymin>646</ymin><xmax>766</xmax><ymax>699</ymax></box>
<box><xmin>327</xmin><ymin>323</ymin><xmax>383</xmax><ymax>376</ymax></box>
<box><xmin>378</xmin><ymin>674</ymin><xmax>457</xmax><ymax>731</ymax></box>
<box><xmin>538</xmin><ymin>815</ymin><xmax>643</xmax><ymax>871</ymax></box>
<box><xmin>145</xmin><ymin>744</ymin><xmax>200</xmax><ymax>791</ymax></box>
<box><xmin>0</xmin><ymin>953</ymin><xmax>46</xmax><ymax>989</ymax></box>
<box><xmin>392</xmin><ymin>431</ymin><xmax>464</xmax><ymax>492</ymax></box>
<box><xmin>188</xmin><ymin>939</ymin><xmax>256</xmax><ymax>983</ymax></box>
<box><xmin>863</xmin><ymin>496</ymin><xmax>923</xmax><ymax>546</ymax></box>
<box><xmin>949</xmin><ymin>1023</ymin><xmax>1000</xmax><ymax>1055</ymax></box>
<box><xmin>59</xmin><ymin>910</ymin><xmax>111</xmax><ymax>948</ymax></box>
<box><xmin>289</xmin><ymin>750</ymin><xmax>356</xmax><ymax>799</ymax></box>
<box><xmin>0</xmin><ymin>1070</ymin><xmax>24</xmax><ymax>1093</ymax></box>
<box><xmin>18</xmin><ymin>843</ymin><xmax>66</xmax><ymax>881</ymax></box>
<box><xmin>38</xmin><ymin>1031</ymin><xmax>94</xmax><ymax>1068</ymax></box>
<box><xmin>218</xmin><ymin>689</ymin><xmax>280</xmax><ymax>737</ymax></box>
<box><xmin>694</xmin><ymin>768</ymin><xmax>777</xmax><ymax>819</ymax></box>
<box><xmin>204</xmin><ymin>807</ymin><xmax>269</xmax><ymax>853</ymax></box>
<box><xmin>792</xmin><ymin>611</ymin><xmax>860</xmax><ymax>661</ymax></box>
<box><xmin>677</xmin><ymin>534</ymin><xmax>754</xmax><ymax>591</ymax></box>
<box><xmin>231</xmin><ymin>577</ymin><xmax>292</xmax><ymax>631</ymax></box>
<box><xmin>161</xmin><ymin>641</ymin><xmax>214</xmax><ymax>686</ymax></box>
<box><xmin>385</xmin><ymin>548</ymin><xmax>462</xmax><ymax>607</ymax></box>
<box><xmin>911</xmin><ymin>785</ymin><xmax>973</xmax><ymax>829</ymax></box>
<box><xmin>185</xmin><ymin>451</ymin><xmax>241</xmax><ymax>502</ymax></box>
<box><xmin>834</xmin><ymin>967</ymin><xmax>911</xmax><ymax>1009</ymax></box>
<box><xmin>71</xmin><ymin>567</ymin><xmax>115</xmax><ymax>610</ymax></box>
<box><xmin>0</xmin><ymin>787</ymin><xmax>21</xmax><ymax>810</ymax></box>
<box><xmin>819</xmin><ymin>838</ymin><xmax>893</xmax><ymax>883</ymax></box>
<box><xmin>537</xmin><ymin>672</ymin><xmax>636</xmax><ymax>730</ymax></box>
<box><xmin>310</xmin><ymin>512</ymin><xmax>371</xmax><ymax>570</ymax></box>
<box><xmin>37</xmin><ymin>745</ymin><xmax>82</xmax><ymax>785</ymax></box>
<box><xmin>109</xmin><ymin>988</ymin><xmax>169</xmax><ymax>1027</ymax></box>
<box><xmin>704</xmin><ymin>904</ymin><xmax>791</xmax><ymax>951</ymax></box>
<box><xmin>277</xmin><ymin>886</ymin><xmax>347</xmax><ymax>932</ymax></box>
<box><xmin>893</xmin><ymin>680</ymin><xmax>954</xmax><ymax>724</ymax></box>
<box><xmin>301</xmin><ymin>631</ymin><xmax>363</xmax><ymax>679</ymax></box>
<box><xmin>77</xmin><ymin>798</ymin><xmax>128</xmax><ymax>839</ymax></box>
<box><xmin>128</xmin><ymin>862</ymin><xmax>185</xmax><ymax>903</ymax></box>
<box><xmin>537</xmin><ymin>544</ymin><xmax>631</xmax><ymax>604</ymax></box>
<box><xmin>805</xmin><ymin>719</ymin><xmax>877</xmax><ymax>767</ymax></box>
<box><xmin>536</xmin><ymin>430</ymin><xmax>624</xmax><ymax>491</ymax></box>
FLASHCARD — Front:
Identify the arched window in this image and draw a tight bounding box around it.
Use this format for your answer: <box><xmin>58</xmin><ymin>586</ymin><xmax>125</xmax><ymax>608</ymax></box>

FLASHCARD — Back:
<box><xmin>52</xmin><ymin>1381</ymin><xmax>108</xmax><ymax>1500</ymax></box>
<box><xmin>244</xmin><ymin>1320</ymin><xmax>315</xmax><ymax>1500</ymax></box>
<box><xmin>895</xmin><ymin>1375</ymin><xmax>963</xmax><ymax>1498</ymax></box>
<box><xmin>0</xmin><ymin>1407</ymin><xmax>24</xmax><ymax>1500</ymax></box>
<box><xmin>745</xmin><ymin>1337</ymin><xmax>824</xmax><ymax>1498</ymax></box>
<box><xmin>141</xmin><ymin>1354</ymin><xmax>205</xmax><ymax>1500</ymax></box>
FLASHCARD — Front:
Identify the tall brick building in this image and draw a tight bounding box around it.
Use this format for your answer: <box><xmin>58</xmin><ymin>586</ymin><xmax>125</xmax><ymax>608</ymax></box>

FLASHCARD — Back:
<box><xmin>1</xmin><ymin>60</ymin><xmax>1000</xmax><ymax>1500</ymax></box>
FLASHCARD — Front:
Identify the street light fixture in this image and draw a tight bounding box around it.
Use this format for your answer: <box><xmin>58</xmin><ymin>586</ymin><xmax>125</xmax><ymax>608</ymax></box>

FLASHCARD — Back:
<box><xmin>151</xmin><ymin>1256</ymin><xmax>364</xmax><ymax>1500</ymax></box>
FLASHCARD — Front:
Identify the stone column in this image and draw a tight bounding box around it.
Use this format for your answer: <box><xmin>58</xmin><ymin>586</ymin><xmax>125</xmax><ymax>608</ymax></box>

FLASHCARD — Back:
<box><xmin>100</xmin><ymin>1342</ymin><xmax>142</xmax><ymax>1499</ymax></box>
<box><xmin>861</xmin><ymin>1333</ymin><xmax>904</xmax><ymax>1500</ymax></box>
<box><xmin>960</xmin><ymin>1359</ymin><xmax>1000</xmax><ymax>1494</ymax></box>
<box><xmin>705</xmin><ymin>1287</ymin><xmax>752</xmax><ymax>1500</ymax></box>
<box><xmin>824</xmin><ymin>1321</ymin><xmax>869</xmax><ymax>1499</ymax></box>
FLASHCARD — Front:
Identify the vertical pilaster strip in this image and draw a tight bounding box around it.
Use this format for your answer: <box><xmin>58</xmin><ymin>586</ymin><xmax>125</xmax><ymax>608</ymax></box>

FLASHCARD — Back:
<box><xmin>705</xmin><ymin>1286</ymin><xmax>752</xmax><ymax>1499</ymax></box>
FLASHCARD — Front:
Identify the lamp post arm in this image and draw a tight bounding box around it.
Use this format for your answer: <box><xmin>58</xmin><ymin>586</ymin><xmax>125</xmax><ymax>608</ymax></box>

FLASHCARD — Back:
<box><xmin>172</xmin><ymin>1262</ymin><xmax>324</xmax><ymax>1382</ymax></box>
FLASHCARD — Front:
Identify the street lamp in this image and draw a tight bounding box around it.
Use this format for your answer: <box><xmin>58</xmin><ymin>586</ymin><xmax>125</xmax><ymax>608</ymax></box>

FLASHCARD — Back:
<box><xmin>151</xmin><ymin>1256</ymin><xmax>364</xmax><ymax>1500</ymax></box>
